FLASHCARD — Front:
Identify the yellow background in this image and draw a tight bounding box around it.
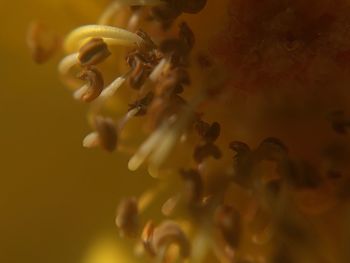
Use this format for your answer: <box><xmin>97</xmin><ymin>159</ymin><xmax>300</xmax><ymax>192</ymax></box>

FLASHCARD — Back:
<box><xmin>0</xmin><ymin>1</ymin><xmax>152</xmax><ymax>262</ymax></box>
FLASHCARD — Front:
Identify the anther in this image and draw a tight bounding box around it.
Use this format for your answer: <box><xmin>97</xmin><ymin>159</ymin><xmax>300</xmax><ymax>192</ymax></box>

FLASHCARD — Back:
<box><xmin>115</xmin><ymin>197</ymin><xmax>139</xmax><ymax>237</ymax></box>
<box><xmin>83</xmin><ymin>116</ymin><xmax>118</xmax><ymax>152</ymax></box>
<box><xmin>75</xmin><ymin>67</ymin><xmax>104</xmax><ymax>102</ymax></box>
<box><xmin>78</xmin><ymin>37</ymin><xmax>111</xmax><ymax>67</ymax></box>
<box><xmin>229</xmin><ymin>141</ymin><xmax>251</xmax><ymax>155</ymax></box>
<box><xmin>229</xmin><ymin>141</ymin><xmax>253</xmax><ymax>187</ymax></box>
<box><xmin>195</xmin><ymin>121</ymin><xmax>220</xmax><ymax>143</ymax></box>
<box><xmin>152</xmin><ymin>220</ymin><xmax>191</xmax><ymax>258</ymax></box>
<box><xmin>127</xmin><ymin>54</ymin><xmax>152</xmax><ymax>89</ymax></box>
<box><xmin>27</xmin><ymin>21</ymin><xmax>60</xmax><ymax>64</ymax></box>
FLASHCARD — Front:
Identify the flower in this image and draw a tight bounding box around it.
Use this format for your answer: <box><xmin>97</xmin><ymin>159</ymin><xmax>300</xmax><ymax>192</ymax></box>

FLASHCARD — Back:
<box><xmin>29</xmin><ymin>0</ymin><xmax>350</xmax><ymax>262</ymax></box>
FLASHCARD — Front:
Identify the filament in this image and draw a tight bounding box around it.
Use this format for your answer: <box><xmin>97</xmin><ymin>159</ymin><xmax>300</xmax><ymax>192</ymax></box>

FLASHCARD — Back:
<box><xmin>98</xmin><ymin>0</ymin><xmax>164</xmax><ymax>25</ymax></box>
<box><xmin>64</xmin><ymin>25</ymin><xmax>144</xmax><ymax>52</ymax></box>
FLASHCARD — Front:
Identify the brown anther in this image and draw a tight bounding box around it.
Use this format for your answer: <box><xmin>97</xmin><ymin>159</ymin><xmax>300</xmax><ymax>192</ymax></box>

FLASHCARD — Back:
<box><xmin>127</xmin><ymin>53</ymin><xmax>153</xmax><ymax>89</ymax></box>
<box><xmin>180</xmin><ymin>169</ymin><xmax>203</xmax><ymax>204</ymax></box>
<box><xmin>229</xmin><ymin>141</ymin><xmax>253</xmax><ymax>187</ymax></box>
<box><xmin>194</xmin><ymin>120</ymin><xmax>210</xmax><ymax>137</ymax></box>
<box><xmin>152</xmin><ymin>220</ymin><xmax>191</xmax><ymax>258</ymax></box>
<box><xmin>78</xmin><ymin>37</ymin><xmax>111</xmax><ymax>67</ymax></box>
<box><xmin>77</xmin><ymin>67</ymin><xmax>104</xmax><ymax>102</ymax></box>
<box><xmin>94</xmin><ymin>116</ymin><xmax>118</xmax><ymax>152</ymax></box>
<box><xmin>179</xmin><ymin>22</ymin><xmax>195</xmax><ymax>50</ymax></box>
<box><xmin>215</xmin><ymin>205</ymin><xmax>241</xmax><ymax>248</ymax></box>
<box><xmin>26</xmin><ymin>21</ymin><xmax>59</xmax><ymax>64</ymax></box>
<box><xmin>115</xmin><ymin>197</ymin><xmax>139</xmax><ymax>238</ymax></box>
<box><xmin>195</xmin><ymin>121</ymin><xmax>220</xmax><ymax>142</ymax></box>
<box><xmin>193</xmin><ymin>143</ymin><xmax>222</xmax><ymax>163</ymax></box>
<box><xmin>256</xmin><ymin>137</ymin><xmax>288</xmax><ymax>162</ymax></box>
<box><xmin>128</xmin><ymin>92</ymin><xmax>154</xmax><ymax>116</ymax></box>
<box><xmin>141</xmin><ymin>220</ymin><xmax>156</xmax><ymax>256</ymax></box>
<box><xmin>229</xmin><ymin>141</ymin><xmax>251</xmax><ymax>154</ymax></box>
<box><xmin>182</xmin><ymin>0</ymin><xmax>207</xmax><ymax>14</ymax></box>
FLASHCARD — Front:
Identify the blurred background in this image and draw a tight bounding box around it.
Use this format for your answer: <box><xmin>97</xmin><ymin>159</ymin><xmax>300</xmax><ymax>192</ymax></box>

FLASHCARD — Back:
<box><xmin>0</xmin><ymin>1</ymin><xmax>152</xmax><ymax>262</ymax></box>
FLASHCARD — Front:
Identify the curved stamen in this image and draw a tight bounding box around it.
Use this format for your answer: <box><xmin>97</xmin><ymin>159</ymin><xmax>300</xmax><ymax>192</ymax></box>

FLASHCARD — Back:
<box><xmin>58</xmin><ymin>52</ymin><xmax>79</xmax><ymax>76</ymax></box>
<box><xmin>64</xmin><ymin>25</ymin><xmax>144</xmax><ymax>52</ymax></box>
<box><xmin>99</xmin><ymin>0</ymin><xmax>164</xmax><ymax>25</ymax></box>
<box><xmin>100</xmin><ymin>71</ymin><xmax>131</xmax><ymax>99</ymax></box>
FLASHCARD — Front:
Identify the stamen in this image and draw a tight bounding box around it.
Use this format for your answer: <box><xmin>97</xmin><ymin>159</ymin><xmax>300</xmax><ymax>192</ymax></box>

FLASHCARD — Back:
<box><xmin>83</xmin><ymin>116</ymin><xmax>118</xmax><ymax>152</ymax></box>
<box><xmin>64</xmin><ymin>25</ymin><xmax>144</xmax><ymax>52</ymax></box>
<box><xmin>26</xmin><ymin>21</ymin><xmax>60</xmax><ymax>64</ymax></box>
<box><xmin>118</xmin><ymin>107</ymin><xmax>141</xmax><ymax>130</ymax></box>
<box><xmin>58</xmin><ymin>53</ymin><xmax>79</xmax><ymax>77</ymax></box>
<box><xmin>141</xmin><ymin>220</ymin><xmax>156</xmax><ymax>256</ymax></box>
<box><xmin>149</xmin><ymin>58</ymin><xmax>168</xmax><ymax>82</ymax></box>
<box><xmin>98</xmin><ymin>2</ymin><xmax>123</xmax><ymax>25</ymax></box>
<box><xmin>116</xmin><ymin>197</ymin><xmax>139</xmax><ymax>237</ymax></box>
<box><xmin>128</xmin><ymin>92</ymin><xmax>154</xmax><ymax>116</ymax></box>
<box><xmin>149</xmin><ymin>107</ymin><xmax>196</xmax><ymax>169</ymax></box>
<box><xmin>149</xmin><ymin>125</ymin><xmax>179</xmax><ymax>168</ymax></box>
<box><xmin>98</xmin><ymin>0</ymin><xmax>164</xmax><ymax>25</ymax></box>
<box><xmin>75</xmin><ymin>68</ymin><xmax>104</xmax><ymax>102</ymax></box>
<box><xmin>152</xmin><ymin>220</ymin><xmax>191</xmax><ymax>258</ymax></box>
<box><xmin>95</xmin><ymin>116</ymin><xmax>118</xmax><ymax>152</ymax></box>
<box><xmin>128</xmin><ymin>120</ymin><xmax>170</xmax><ymax>171</ymax></box>
<box><xmin>161</xmin><ymin>194</ymin><xmax>181</xmax><ymax>216</ymax></box>
<box><xmin>100</xmin><ymin>71</ymin><xmax>130</xmax><ymax>99</ymax></box>
<box><xmin>82</xmin><ymin>132</ymin><xmax>100</xmax><ymax>148</ymax></box>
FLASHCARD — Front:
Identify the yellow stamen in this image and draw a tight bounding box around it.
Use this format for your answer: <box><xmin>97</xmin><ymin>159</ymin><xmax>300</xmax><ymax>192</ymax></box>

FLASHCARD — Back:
<box><xmin>64</xmin><ymin>25</ymin><xmax>144</xmax><ymax>52</ymax></box>
<box><xmin>58</xmin><ymin>52</ymin><xmax>79</xmax><ymax>76</ymax></box>
<box><xmin>100</xmin><ymin>72</ymin><xmax>130</xmax><ymax>99</ymax></box>
<box><xmin>98</xmin><ymin>0</ymin><xmax>164</xmax><ymax>25</ymax></box>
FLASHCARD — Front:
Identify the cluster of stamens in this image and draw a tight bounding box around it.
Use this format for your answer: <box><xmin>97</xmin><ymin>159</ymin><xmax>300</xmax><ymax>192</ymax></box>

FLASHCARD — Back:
<box><xmin>28</xmin><ymin>0</ymin><xmax>350</xmax><ymax>262</ymax></box>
